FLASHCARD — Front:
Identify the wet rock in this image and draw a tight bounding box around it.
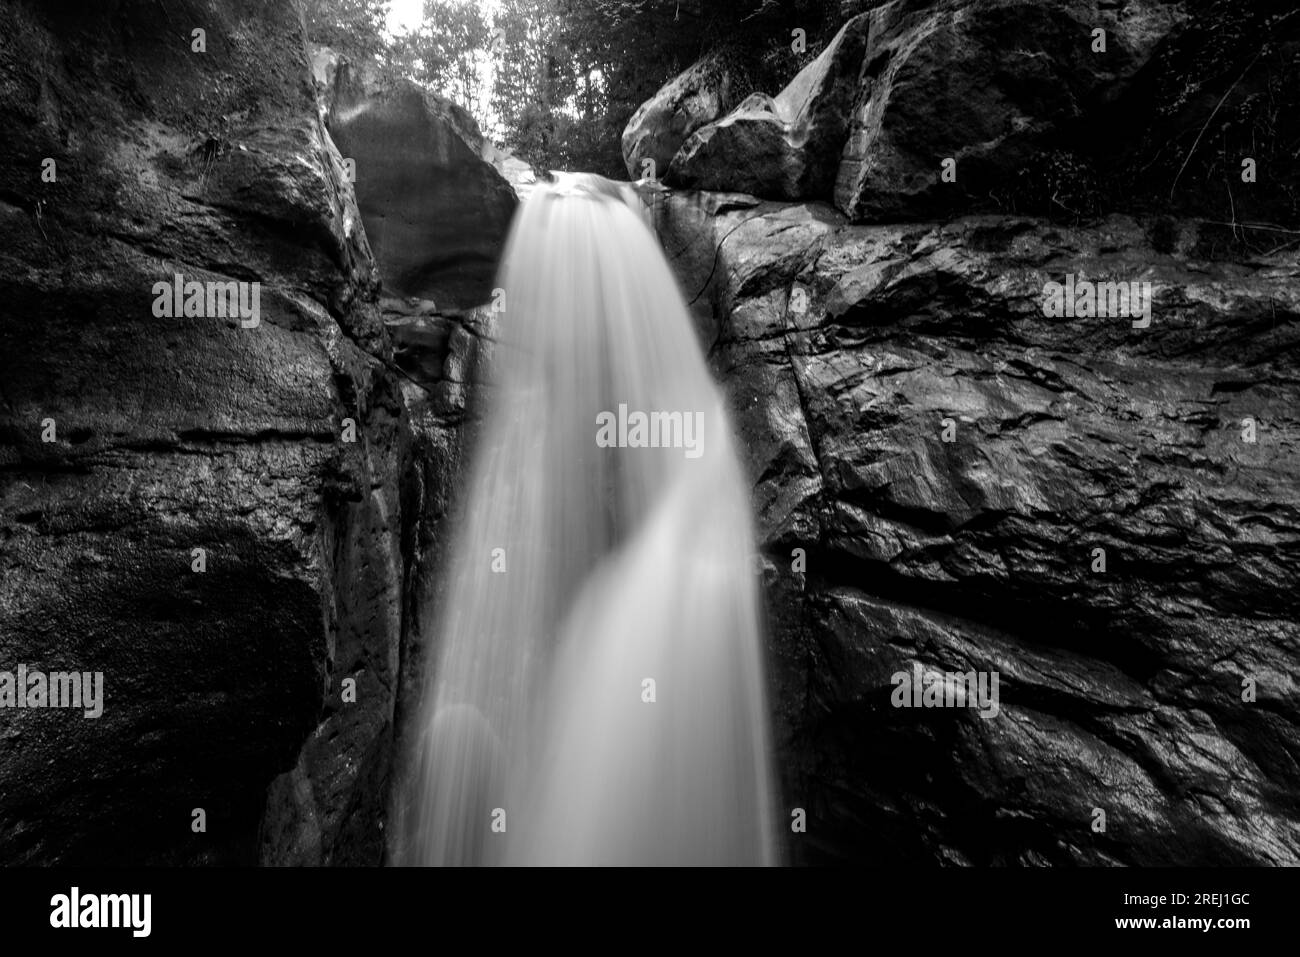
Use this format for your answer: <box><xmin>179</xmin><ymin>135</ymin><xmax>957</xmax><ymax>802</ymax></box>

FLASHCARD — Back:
<box><xmin>622</xmin><ymin>50</ymin><xmax>741</xmax><ymax>181</ymax></box>
<box><xmin>666</xmin><ymin>14</ymin><xmax>870</xmax><ymax>201</ymax></box>
<box><xmin>833</xmin><ymin>0</ymin><xmax>1186</xmax><ymax>221</ymax></box>
<box><xmin>0</xmin><ymin>0</ymin><xmax>465</xmax><ymax>867</ymax></box>
<box><xmin>659</xmin><ymin>191</ymin><xmax>1300</xmax><ymax>865</ymax></box>
<box><xmin>634</xmin><ymin>1</ymin><xmax>1300</xmax><ymax>234</ymax></box>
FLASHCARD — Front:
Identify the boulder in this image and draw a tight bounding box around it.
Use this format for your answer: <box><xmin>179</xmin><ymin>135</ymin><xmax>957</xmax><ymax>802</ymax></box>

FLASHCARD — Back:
<box><xmin>632</xmin><ymin>0</ymin><xmax>1298</xmax><ymax>232</ymax></box>
<box><xmin>834</xmin><ymin>0</ymin><xmax>1188</xmax><ymax>221</ymax></box>
<box><xmin>315</xmin><ymin>49</ymin><xmax>517</xmax><ymax>309</ymax></box>
<box><xmin>622</xmin><ymin>50</ymin><xmax>740</xmax><ymax>181</ymax></box>
<box><xmin>666</xmin><ymin>14</ymin><xmax>870</xmax><ymax>200</ymax></box>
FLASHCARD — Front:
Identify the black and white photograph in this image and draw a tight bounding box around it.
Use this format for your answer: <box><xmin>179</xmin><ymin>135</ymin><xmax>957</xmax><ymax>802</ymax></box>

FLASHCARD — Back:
<box><xmin>0</xmin><ymin>0</ymin><xmax>1295</xmax><ymax>940</ymax></box>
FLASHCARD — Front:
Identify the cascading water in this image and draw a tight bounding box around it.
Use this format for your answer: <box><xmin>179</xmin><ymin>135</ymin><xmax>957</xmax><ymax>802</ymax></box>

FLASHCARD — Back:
<box><xmin>393</xmin><ymin>172</ymin><xmax>779</xmax><ymax>866</ymax></box>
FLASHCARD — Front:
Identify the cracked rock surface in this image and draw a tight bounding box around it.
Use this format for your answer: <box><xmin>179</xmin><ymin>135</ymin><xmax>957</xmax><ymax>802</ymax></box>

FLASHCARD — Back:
<box><xmin>0</xmin><ymin>0</ymin><xmax>491</xmax><ymax>865</ymax></box>
<box><xmin>658</xmin><ymin>192</ymin><xmax>1300</xmax><ymax>864</ymax></box>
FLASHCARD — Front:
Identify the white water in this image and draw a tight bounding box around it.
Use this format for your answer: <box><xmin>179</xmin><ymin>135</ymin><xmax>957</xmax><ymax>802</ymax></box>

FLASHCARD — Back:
<box><xmin>394</xmin><ymin>173</ymin><xmax>779</xmax><ymax>866</ymax></box>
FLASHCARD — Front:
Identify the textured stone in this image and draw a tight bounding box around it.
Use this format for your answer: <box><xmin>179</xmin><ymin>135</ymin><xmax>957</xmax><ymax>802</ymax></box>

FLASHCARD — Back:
<box><xmin>666</xmin><ymin>14</ymin><xmax>870</xmax><ymax>201</ymax></box>
<box><xmin>0</xmin><ymin>0</ymin><xmax>490</xmax><ymax>867</ymax></box>
<box><xmin>659</xmin><ymin>191</ymin><xmax>1300</xmax><ymax>865</ymax></box>
<box><xmin>622</xmin><ymin>50</ymin><xmax>740</xmax><ymax>181</ymax></box>
<box><xmin>316</xmin><ymin>49</ymin><xmax>517</xmax><ymax>309</ymax></box>
<box><xmin>833</xmin><ymin>0</ymin><xmax>1187</xmax><ymax>221</ymax></box>
<box><xmin>634</xmin><ymin>1</ymin><xmax>1300</xmax><ymax>232</ymax></box>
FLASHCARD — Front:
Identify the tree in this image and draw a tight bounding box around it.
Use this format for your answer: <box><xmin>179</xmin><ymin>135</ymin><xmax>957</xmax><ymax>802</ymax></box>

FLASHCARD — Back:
<box><xmin>489</xmin><ymin>0</ymin><xmax>844</xmax><ymax>175</ymax></box>
<box><xmin>302</xmin><ymin>0</ymin><xmax>391</xmax><ymax>63</ymax></box>
<box><xmin>305</xmin><ymin>0</ymin><xmax>846</xmax><ymax>177</ymax></box>
<box><xmin>388</xmin><ymin>1</ymin><xmax>492</xmax><ymax>123</ymax></box>
<box><xmin>490</xmin><ymin>0</ymin><xmax>576</xmax><ymax>164</ymax></box>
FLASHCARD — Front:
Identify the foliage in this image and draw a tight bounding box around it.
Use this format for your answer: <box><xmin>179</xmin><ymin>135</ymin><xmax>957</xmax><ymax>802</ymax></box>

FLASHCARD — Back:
<box><xmin>303</xmin><ymin>0</ymin><xmax>849</xmax><ymax>176</ymax></box>
<box><xmin>387</xmin><ymin>1</ymin><xmax>493</xmax><ymax>121</ymax></box>
<box><xmin>301</xmin><ymin>0</ymin><xmax>391</xmax><ymax>64</ymax></box>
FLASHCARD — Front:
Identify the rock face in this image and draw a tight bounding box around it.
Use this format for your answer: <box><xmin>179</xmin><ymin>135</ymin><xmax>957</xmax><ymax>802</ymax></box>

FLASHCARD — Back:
<box><xmin>833</xmin><ymin>0</ymin><xmax>1186</xmax><ymax>220</ymax></box>
<box><xmin>260</xmin><ymin>296</ymin><xmax>489</xmax><ymax>867</ymax></box>
<box><xmin>314</xmin><ymin>49</ymin><xmax>517</xmax><ymax>310</ymax></box>
<box><xmin>4</xmin><ymin>0</ymin><xmax>1295</xmax><ymax>871</ymax></box>
<box><xmin>643</xmin><ymin>1</ymin><xmax>1300</xmax><ymax>866</ymax></box>
<box><xmin>0</xmin><ymin>0</ymin><xmax>489</xmax><ymax>865</ymax></box>
<box><xmin>621</xmin><ymin>50</ymin><xmax>740</xmax><ymax>181</ymax></box>
<box><xmin>1107</xmin><ymin>0</ymin><xmax>1300</xmax><ymax>234</ymax></box>
<box><xmin>637</xmin><ymin>0</ymin><xmax>1300</xmax><ymax>230</ymax></box>
<box><xmin>658</xmin><ymin>191</ymin><xmax>1300</xmax><ymax>865</ymax></box>
<box><xmin>665</xmin><ymin>15</ymin><xmax>869</xmax><ymax>200</ymax></box>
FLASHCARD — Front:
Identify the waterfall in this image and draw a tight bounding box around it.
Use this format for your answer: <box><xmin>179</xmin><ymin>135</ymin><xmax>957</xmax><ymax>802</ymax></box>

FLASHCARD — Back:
<box><xmin>393</xmin><ymin>172</ymin><xmax>779</xmax><ymax>866</ymax></box>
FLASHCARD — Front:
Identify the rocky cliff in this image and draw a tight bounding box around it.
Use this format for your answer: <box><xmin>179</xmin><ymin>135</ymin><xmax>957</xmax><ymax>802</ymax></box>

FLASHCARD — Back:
<box><xmin>639</xmin><ymin>0</ymin><xmax>1299</xmax><ymax>233</ymax></box>
<box><xmin>646</xmin><ymin>0</ymin><xmax>1300</xmax><ymax>864</ymax></box>
<box><xmin>0</xmin><ymin>0</ymin><xmax>498</xmax><ymax>865</ymax></box>
<box><xmin>660</xmin><ymin>195</ymin><xmax>1299</xmax><ymax>864</ymax></box>
<box><xmin>2</xmin><ymin>0</ymin><xmax>1296</xmax><ymax>868</ymax></box>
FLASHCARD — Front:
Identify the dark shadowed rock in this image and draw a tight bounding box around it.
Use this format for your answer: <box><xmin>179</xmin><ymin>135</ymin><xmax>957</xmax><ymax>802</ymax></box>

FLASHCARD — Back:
<box><xmin>659</xmin><ymin>190</ymin><xmax>1300</xmax><ymax>865</ymax></box>
<box><xmin>666</xmin><ymin>14</ymin><xmax>870</xmax><ymax>201</ymax></box>
<box><xmin>834</xmin><ymin>0</ymin><xmax>1186</xmax><ymax>221</ymax></box>
<box><xmin>635</xmin><ymin>1</ymin><xmax>1299</xmax><ymax>234</ymax></box>
<box><xmin>314</xmin><ymin>49</ymin><xmax>517</xmax><ymax>310</ymax></box>
<box><xmin>1106</xmin><ymin>1</ymin><xmax>1300</xmax><ymax>236</ymax></box>
<box><xmin>0</xmin><ymin>0</ymin><xmax>485</xmax><ymax>866</ymax></box>
<box><xmin>5</xmin><ymin>0</ymin><xmax>1296</xmax><ymax>872</ymax></box>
